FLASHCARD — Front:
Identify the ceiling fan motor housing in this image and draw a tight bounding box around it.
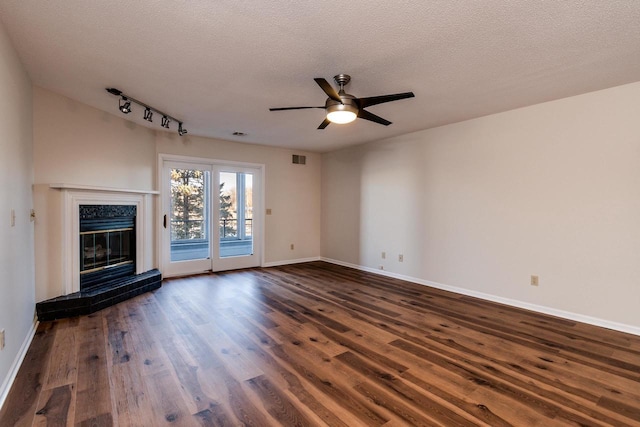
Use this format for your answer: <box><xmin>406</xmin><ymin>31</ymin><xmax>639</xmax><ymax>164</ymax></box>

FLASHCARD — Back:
<box><xmin>326</xmin><ymin>94</ymin><xmax>359</xmax><ymax>116</ymax></box>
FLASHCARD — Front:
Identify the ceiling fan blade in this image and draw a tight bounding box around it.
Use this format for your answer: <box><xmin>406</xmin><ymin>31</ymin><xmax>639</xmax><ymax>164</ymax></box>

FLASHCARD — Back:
<box><xmin>358</xmin><ymin>109</ymin><xmax>392</xmax><ymax>126</ymax></box>
<box><xmin>318</xmin><ymin>118</ymin><xmax>331</xmax><ymax>129</ymax></box>
<box><xmin>314</xmin><ymin>78</ymin><xmax>342</xmax><ymax>103</ymax></box>
<box><xmin>269</xmin><ymin>106</ymin><xmax>324</xmax><ymax>111</ymax></box>
<box><xmin>358</xmin><ymin>92</ymin><xmax>415</xmax><ymax>108</ymax></box>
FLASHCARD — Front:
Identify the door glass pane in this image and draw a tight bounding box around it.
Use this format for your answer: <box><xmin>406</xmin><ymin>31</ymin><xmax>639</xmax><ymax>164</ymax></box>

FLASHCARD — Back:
<box><xmin>170</xmin><ymin>168</ymin><xmax>209</xmax><ymax>261</ymax></box>
<box><xmin>219</xmin><ymin>171</ymin><xmax>253</xmax><ymax>258</ymax></box>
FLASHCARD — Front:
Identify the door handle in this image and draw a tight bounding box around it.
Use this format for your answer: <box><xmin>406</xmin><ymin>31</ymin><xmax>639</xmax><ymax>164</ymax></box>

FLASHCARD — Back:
<box><xmin>163</xmin><ymin>214</ymin><xmax>167</xmax><ymax>229</ymax></box>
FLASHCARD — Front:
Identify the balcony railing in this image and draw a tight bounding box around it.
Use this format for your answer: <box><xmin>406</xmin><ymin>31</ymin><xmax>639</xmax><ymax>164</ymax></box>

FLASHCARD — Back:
<box><xmin>219</xmin><ymin>218</ymin><xmax>252</xmax><ymax>240</ymax></box>
<box><xmin>171</xmin><ymin>218</ymin><xmax>252</xmax><ymax>241</ymax></box>
<box><xmin>170</xmin><ymin>219</ymin><xmax>206</xmax><ymax>241</ymax></box>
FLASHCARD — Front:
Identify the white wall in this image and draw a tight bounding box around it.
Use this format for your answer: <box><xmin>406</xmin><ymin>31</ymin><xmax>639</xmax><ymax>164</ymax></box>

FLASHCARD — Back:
<box><xmin>0</xmin><ymin>20</ymin><xmax>35</xmax><ymax>405</ymax></box>
<box><xmin>156</xmin><ymin>133</ymin><xmax>321</xmax><ymax>264</ymax></box>
<box><xmin>322</xmin><ymin>82</ymin><xmax>640</xmax><ymax>331</ymax></box>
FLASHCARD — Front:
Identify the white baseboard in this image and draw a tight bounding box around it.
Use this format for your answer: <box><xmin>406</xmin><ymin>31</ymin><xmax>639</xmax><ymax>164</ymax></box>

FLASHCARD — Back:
<box><xmin>262</xmin><ymin>256</ymin><xmax>321</xmax><ymax>268</ymax></box>
<box><xmin>321</xmin><ymin>257</ymin><xmax>640</xmax><ymax>337</ymax></box>
<box><xmin>0</xmin><ymin>320</ymin><xmax>39</xmax><ymax>411</ymax></box>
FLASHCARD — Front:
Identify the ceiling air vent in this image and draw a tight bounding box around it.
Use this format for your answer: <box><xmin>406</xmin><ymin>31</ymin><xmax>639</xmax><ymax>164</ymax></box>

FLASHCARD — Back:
<box><xmin>292</xmin><ymin>154</ymin><xmax>306</xmax><ymax>165</ymax></box>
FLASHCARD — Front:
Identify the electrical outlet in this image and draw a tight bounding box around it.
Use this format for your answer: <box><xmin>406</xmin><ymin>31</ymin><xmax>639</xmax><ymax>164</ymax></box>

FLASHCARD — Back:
<box><xmin>0</xmin><ymin>329</ymin><xmax>5</xmax><ymax>350</ymax></box>
<box><xmin>381</xmin><ymin>252</ymin><xmax>386</xmax><ymax>259</ymax></box>
<box><xmin>290</xmin><ymin>243</ymin><xmax>294</xmax><ymax>250</ymax></box>
<box><xmin>531</xmin><ymin>275</ymin><xmax>539</xmax><ymax>286</ymax></box>
<box><xmin>266</xmin><ymin>208</ymin><xmax>272</xmax><ymax>215</ymax></box>
<box><xmin>398</xmin><ymin>254</ymin><xmax>404</xmax><ymax>262</ymax></box>
<box><xmin>379</xmin><ymin>265</ymin><xmax>384</xmax><ymax>270</ymax></box>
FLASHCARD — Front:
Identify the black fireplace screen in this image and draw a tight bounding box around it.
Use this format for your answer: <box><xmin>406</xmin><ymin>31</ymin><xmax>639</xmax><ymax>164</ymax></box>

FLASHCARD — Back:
<box><xmin>79</xmin><ymin>205</ymin><xmax>136</xmax><ymax>289</ymax></box>
<box><xmin>80</xmin><ymin>227</ymin><xmax>133</xmax><ymax>273</ymax></box>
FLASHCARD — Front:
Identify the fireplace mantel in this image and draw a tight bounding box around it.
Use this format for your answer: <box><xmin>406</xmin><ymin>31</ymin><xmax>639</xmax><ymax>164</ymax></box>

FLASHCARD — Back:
<box><xmin>50</xmin><ymin>183</ymin><xmax>159</xmax><ymax>195</ymax></box>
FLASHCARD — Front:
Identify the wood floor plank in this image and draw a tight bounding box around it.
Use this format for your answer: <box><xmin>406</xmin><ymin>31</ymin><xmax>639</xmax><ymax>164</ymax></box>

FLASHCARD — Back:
<box><xmin>192</xmin><ymin>320</ymin><xmax>265</xmax><ymax>381</ymax></box>
<box><xmin>73</xmin><ymin>313</ymin><xmax>113</xmax><ymax>424</ymax></box>
<box><xmin>2</xmin><ymin>261</ymin><xmax>639</xmax><ymax>426</ymax></box>
<box><xmin>144</xmin><ymin>369</ymin><xmax>193</xmax><ymax>426</ymax></box>
<box><xmin>0</xmin><ymin>322</ymin><xmax>56</xmax><ymax>427</ymax></box>
<box><xmin>191</xmin><ymin>402</ymin><xmax>234</xmax><ymax>427</ymax></box>
<box><xmin>121</xmin><ymin>301</ymin><xmax>171</xmax><ymax>377</ymax></box>
<box><xmin>33</xmin><ymin>384</ymin><xmax>74</xmax><ymax>427</ymax></box>
<box><xmin>43</xmin><ymin>320</ymin><xmax>78</xmax><ymax>390</ymax></box>
<box><xmin>276</xmin><ymin>315</ymin><xmax>350</xmax><ymax>358</ymax></box>
<box><xmin>108</xmin><ymin>358</ymin><xmax>155</xmax><ymax>426</ymax></box>
<box><xmin>245</xmin><ymin>374</ymin><xmax>314</xmax><ymax>426</ymax></box>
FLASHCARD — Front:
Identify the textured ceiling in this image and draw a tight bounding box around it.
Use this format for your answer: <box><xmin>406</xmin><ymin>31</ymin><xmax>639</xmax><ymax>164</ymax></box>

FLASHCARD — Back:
<box><xmin>1</xmin><ymin>1</ymin><xmax>639</xmax><ymax>152</ymax></box>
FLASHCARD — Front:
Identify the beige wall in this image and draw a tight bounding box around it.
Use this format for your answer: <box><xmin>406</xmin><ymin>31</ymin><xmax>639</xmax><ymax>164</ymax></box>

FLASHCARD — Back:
<box><xmin>32</xmin><ymin>88</ymin><xmax>322</xmax><ymax>301</ymax></box>
<box><xmin>322</xmin><ymin>81</ymin><xmax>640</xmax><ymax>331</ymax></box>
<box><xmin>156</xmin><ymin>133</ymin><xmax>321</xmax><ymax>264</ymax></box>
<box><xmin>33</xmin><ymin>86</ymin><xmax>157</xmax><ymax>189</ymax></box>
<box><xmin>0</xmin><ymin>20</ymin><xmax>35</xmax><ymax>404</ymax></box>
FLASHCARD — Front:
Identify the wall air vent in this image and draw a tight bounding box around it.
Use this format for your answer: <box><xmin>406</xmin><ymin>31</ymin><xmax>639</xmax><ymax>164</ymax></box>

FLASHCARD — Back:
<box><xmin>292</xmin><ymin>154</ymin><xmax>306</xmax><ymax>165</ymax></box>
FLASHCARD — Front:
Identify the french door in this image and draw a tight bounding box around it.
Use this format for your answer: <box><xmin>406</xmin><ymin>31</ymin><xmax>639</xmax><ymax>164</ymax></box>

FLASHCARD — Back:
<box><xmin>211</xmin><ymin>164</ymin><xmax>261</xmax><ymax>271</ymax></box>
<box><xmin>162</xmin><ymin>158</ymin><xmax>262</xmax><ymax>277</ymax></box>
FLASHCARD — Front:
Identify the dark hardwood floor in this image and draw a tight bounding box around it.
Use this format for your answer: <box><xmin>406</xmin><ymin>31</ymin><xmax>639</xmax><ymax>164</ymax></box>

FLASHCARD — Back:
<box><xmin>1</xmin><ymin>261</ymin><xmax>639</xmax><ymax>426</ymax></box>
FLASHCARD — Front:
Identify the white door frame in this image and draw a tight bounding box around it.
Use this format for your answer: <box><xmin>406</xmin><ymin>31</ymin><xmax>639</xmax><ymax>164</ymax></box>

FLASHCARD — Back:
<box><xmin>158</xmin><ymin>153</ymin><xmax>265</xmax><ymax>277</ymax></box>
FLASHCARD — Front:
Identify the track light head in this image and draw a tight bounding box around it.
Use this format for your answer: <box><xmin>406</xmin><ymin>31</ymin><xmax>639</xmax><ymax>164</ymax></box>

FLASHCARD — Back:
<box><xmin>161</xmin><ymin>116</ymin><xmax>170</xmax><ymax>128</ymax></box>
<box><xmin>178</xmin><ymin>122</ymin><xmax>187</xmax><ymax>136</ymax></box>
<box><xmin>119</xmin><ymin>97</ymin><xmax>132</xmax><ymax>114</ymax></box>
<box><xmin>143</xmin><ymin>107</ymin><xmax>153</xmax><ymax>122</ymax></box>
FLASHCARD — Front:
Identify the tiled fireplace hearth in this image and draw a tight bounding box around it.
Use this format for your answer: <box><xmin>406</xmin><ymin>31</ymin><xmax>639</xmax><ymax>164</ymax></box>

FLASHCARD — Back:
<box><xmin>35</xmin><ymin>184</ymin><xmax>161</xmax><ymax>321</ymax></box>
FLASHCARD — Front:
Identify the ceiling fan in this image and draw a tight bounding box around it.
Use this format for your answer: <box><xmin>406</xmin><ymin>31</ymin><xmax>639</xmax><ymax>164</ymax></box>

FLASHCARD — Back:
<box><xmin>269</xmin><ymin>74</ymin><xmax>415</xmax><ymax>129</ymax></box>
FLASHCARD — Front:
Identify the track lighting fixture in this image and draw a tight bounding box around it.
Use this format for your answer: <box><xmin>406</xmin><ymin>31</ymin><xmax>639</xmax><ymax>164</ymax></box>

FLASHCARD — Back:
<box><xmin>106</xmin><ymin>88</ymin><xmax>188</xmax><ymax>136</ymax></box>
<box><xmin>119</xmin><ymin>97</ymin><xmax>132</xmax><ymax>114</ymax></box>
<box><xmin>143</xmin><ymin>107</ymin><xmax>153</xmax><ymax>122</ymax></box>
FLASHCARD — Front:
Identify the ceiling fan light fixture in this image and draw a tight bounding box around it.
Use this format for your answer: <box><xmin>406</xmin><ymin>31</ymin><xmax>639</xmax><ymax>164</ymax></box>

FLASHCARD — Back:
<box><xmin>326</xmin><ymin>102</ymin><xmax>358</xmax><ymax>124</ymax></box>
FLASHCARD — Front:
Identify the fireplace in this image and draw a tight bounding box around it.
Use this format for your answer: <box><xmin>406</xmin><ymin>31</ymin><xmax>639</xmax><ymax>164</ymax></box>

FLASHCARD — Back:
<box><xmin>79</xmin><ymin>204</ymin><xmax>136</xmax><ymax>289</ymax></box>
<box><xmin>35</xmin><ymin>186</ymin><xmax>162</xmax><ymax>321</ymax></box>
